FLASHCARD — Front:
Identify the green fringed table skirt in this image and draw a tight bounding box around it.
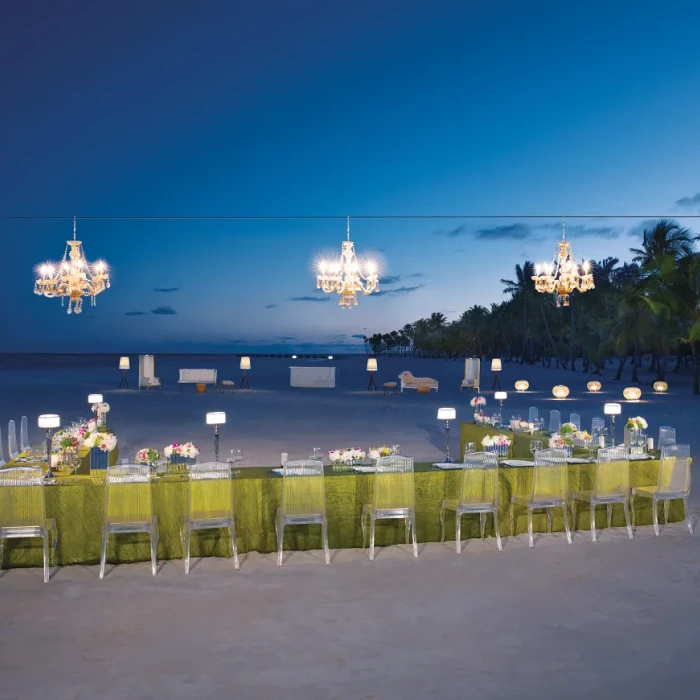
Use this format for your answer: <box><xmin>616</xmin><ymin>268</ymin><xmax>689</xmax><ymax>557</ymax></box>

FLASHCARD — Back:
<box><xmin>0</xmin><ymin>460</ymin><xmax>685</xmax><ymax>569</ymax></box>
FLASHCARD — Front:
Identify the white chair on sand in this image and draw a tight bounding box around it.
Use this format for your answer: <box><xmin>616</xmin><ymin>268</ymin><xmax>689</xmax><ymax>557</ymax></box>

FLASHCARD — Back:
<box><xmin>20</xmin><ymin>416</ymin><xmax>30</xmax><ymax>453</ymax></box>
<box><xmin>460</xmin><ymin>358</ymin><xmax>480</xmax><ymax>392</ymax></box>
<box><xmin>7</xmin><ymin>420</ymin><xmax>19</xmax><ymax>460</ymax></box>
<box><xmin>631</xmin><ymin>444</ymin><xmax>693</xmax><ymax>535</ymax></box>
<box><xmin>0</xmin><ymin>427</ymin><xmax>4</xmax><ymax>467</ymax></box>
<box><xmin>440</xmin><ymin>451</ymin><xmax>501</xmax><ymax>553</ymax></box>
<box><xmin>510</xmin><ymin>448</ymin><xmax>572</xmax><ymax>548</ymax></box>
<box><xmin>139</xmin><ymin>354</ymin><xmax>162</xmax><ymax>391</ymax></box>
<box><xmin>276</xmin><ymin>460</ymin><xmax>329</xmax><ymax>566</ymax></box>
<box><xmin>362</xmin><ymin>455</ymin><xmax>417</xmax><ymax>560</ymax></box>
<box><xmin>571</xmin><ymin>447</ymin><xmax>632</xmax><ymax>542</ymax></box>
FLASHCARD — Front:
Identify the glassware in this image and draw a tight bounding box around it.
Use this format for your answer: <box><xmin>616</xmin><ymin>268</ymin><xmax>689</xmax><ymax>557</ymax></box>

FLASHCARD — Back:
<box><xmin>392</xmin><ymin>445</ymin><xmax>401</xmax><ymax>455</ymax></box>
<box><xmin>530</xmin><ymin>440</ymin><xmax>543</xmax><ymax>455</ymax></box>
<box><xmin>463</xmin><ymin>442</ymin><xmax>476</xmax><ymax>459</ymax></box>
<box><xmin>310</xmin><ymin>447</ymin><xmax>322</xmax><ymax>460</ymax></box>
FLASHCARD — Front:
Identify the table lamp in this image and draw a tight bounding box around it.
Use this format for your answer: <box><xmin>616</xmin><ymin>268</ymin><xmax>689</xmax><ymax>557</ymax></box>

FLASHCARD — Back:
<box><xmin>437</xmin><ymin>407</ymin><xmax>457</xmax><ymax>463</ymax></box>
<box><xmin>206</xmin><ymin>411</ymin><xmax>226</xmax><ymax>462</ymax></box>
<box><xmin>240</xmin><ymin>357</ymin><xmax>251</xmax><ymax>389</ymax></box>
<box><xmin>604</xmin><ymin>403</ymin><xmax>621</xmax><ymax>446</ymax></box>
<box><xmin>119</xmin><ymin>356</ymin><xmax>130</xmax><ymax>389</ymax></box>
<box><xmin>38</xmin><ymin>414</ymin><xmax>60</xmax><ymax>479</ymax></box>
<box><xmin>367</xmin><ymin>358</ymin><xmax>378</xmax><ymax>391</ymax></box>
<box><xmin>494</xmin><ymin>391</ymin><xmax>507</xmax><ymax>419</ymax></box>
<box><xmin>491</xmin><ymin>358</ymin><xmax>502</xmax><ymax>390</ymax></box>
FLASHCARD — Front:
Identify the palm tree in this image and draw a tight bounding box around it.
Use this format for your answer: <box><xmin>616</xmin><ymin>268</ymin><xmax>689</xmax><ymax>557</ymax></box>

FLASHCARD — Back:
<box><xmin>501</xmin><ymin>261</ymin><xmax>536</xmax><ymax>364</ymax></box>
<box><xmin>630</xmin><ymin>219</ymin><xmax>694</xmax><ymax>268</ymax></box>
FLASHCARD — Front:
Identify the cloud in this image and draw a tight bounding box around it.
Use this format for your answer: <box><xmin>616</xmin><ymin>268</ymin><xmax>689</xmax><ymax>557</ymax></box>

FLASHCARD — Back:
<box><xmin>278</xmin><ymin>336</ymin><xmax>296</xmax><ymax>340</ymax></box>
<box><xmin>150</xmin><ymin>306</ymin><xmax>178</xmax><ymax>315</ymax></box>
<box><xmin>675</xmin><ymin>192</ymin><xmax>700</xmax><ymax>209</ymax></box>
<box><xmin>406</xmin><ymin>272</ymin><xmax>423</xmax><ymax>279</ymax></box>
<box><xmin>375</xmin><ymin>284</ymin><xmax>424</xmax><ymax>297</ymax></box>
<box><xmin>264</xmin><ymin>304</ymin><xmax>278</xmax><ymax>309</ymax></box>
<box><xmin>287</xmin><ymin>296</ymin><xmax>330</xmax><ymax>302</ymax></box>
<box><xmin>153</xmin><ymin>287</ymin><xmax>181</xmax><ymax>293</ymax></box>
<box><xmin>438</xmin><ymin>225</ymin><xmax>468</xmax><ymax>237</ymax></box>
<box><xmin>474</xmin><ymin>223</ymin><xmax>532</xmax><ymax>240</ymax></box>
<box><xmin>351</xmin><ymin>334</ymin><xmax>366</xmax><ymax>339</ymax></box>
<box><xmin>380</xmin><ymin>275</ymin><xmax>402</xmax><ymax>285</ymax></box>
<box><xmin>538</xmin><ymin>221</ymin><xmax>621</xmax><ymax>239</ymax></box>
<box><xmin>124</xmin><ymin>311</ymin><xmax>147</xmax><ymax>316</ymax></box>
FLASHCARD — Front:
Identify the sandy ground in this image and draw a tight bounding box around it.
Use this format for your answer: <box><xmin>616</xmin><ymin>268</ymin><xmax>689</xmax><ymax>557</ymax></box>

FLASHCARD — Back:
<box><xmin>1</xmin><ymin>356</ymin><xmax>699</xmax><ymax>699</ymax></box>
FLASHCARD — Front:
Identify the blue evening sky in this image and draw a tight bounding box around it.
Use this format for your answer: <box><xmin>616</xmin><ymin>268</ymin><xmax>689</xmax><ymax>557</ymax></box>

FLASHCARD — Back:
<box><xmin>1</xmin><ymin>0</ymin><xmax>699</xmax><ymax>352</ymax></box>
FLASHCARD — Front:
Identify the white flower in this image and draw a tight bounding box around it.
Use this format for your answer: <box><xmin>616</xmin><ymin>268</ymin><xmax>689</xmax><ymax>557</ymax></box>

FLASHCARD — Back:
<box><xmin>164</xmin><ymin>445</ymin><xmax>173</xmax><ymax>458</ymax></box>
<box><xmin>85</xmin><ymin>432</ymin><xmax>117</xmax><ymax>452</ymax></box>
<box><xmin>482</xmin><ymin>435</ymin><xmax>494</xmax><ymax>447</ymax></box>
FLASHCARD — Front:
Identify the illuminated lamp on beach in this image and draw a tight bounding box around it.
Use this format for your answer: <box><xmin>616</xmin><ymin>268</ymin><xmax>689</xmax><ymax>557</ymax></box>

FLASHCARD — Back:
<box><xmin>514</xmin><ymin>380</ymin><xmax>529</xmax><ymax>392</ymax></box>
<box><xmin>623</xmin><ymin>386</ymin><xmax>641</xmax><ymax>402</ymax></box>
<box><xmin>587</xmin><ymin>381</ymin><xmax>602</xmax><ymax>393</ymax></box>
<box><xmin>653</xmin><ymin>381</ymin><xmax>668</xmax><ymax>394</ymax></box>
<box><xmin>552</xmin><ymin>385</ymin><xmax>569</xmax><ymax>399</ymax></box>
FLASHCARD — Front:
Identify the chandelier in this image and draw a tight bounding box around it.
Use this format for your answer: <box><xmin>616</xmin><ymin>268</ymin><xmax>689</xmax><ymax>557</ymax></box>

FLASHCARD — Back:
<box><xmin>34</xmin><ymin>217</ymin><xmax>110</xmax><ymax>314</ymax></box>
<box><xmin>316</xmin><ymin>217</ymin><xmax>379</xmax><ymax>308</ymax></box>
<box><xmin>532</xmin><ymin>218</ymin><xmax>594</xmax><ymax>307</ymax></box>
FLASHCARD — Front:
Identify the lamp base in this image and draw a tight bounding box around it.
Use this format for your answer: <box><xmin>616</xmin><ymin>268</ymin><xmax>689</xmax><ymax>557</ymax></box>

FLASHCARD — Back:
<box><xmin>240</xmin><ymin>370</ymin><xmax>250</xmax><ymax>390</ymax></box>
<box><xmin>367</xmin><ymin>372</ymin><xmax>377</xmax><ymax>391</ymax></box>
<box><xmin>492</xmin><ymin>373</ymin><xmax>501</xmax><ymax>391</ymax></box>
<box><xmin>119</xmin><ymin>370</ymin><xmax>129</xmax><ymax>389</ymax></box>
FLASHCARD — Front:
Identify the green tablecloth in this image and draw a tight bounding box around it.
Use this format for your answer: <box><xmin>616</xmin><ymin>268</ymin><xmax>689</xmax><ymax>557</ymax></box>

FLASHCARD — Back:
<box><xmin>0</xmin><ymin>461</ymin><xmax>685</xmax><ymax>569</ymax></box>
<box><xmin>460</xmin><ymin>422</ymin><xmax>553</xmax><ymax>460</ymax></box>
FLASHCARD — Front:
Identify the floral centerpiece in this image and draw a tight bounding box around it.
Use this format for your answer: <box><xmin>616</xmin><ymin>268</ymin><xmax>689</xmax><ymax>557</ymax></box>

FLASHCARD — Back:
<box><xmin>509</xmin><ymin>418</ymin><xmax>533</xmax><ymax>433</ymax></box>
<box><xmin>572</xmin><ymin>430</ymin><xmax>593</xmax><ymax>448</ymax></box>
<box><xmin>368</xmin><ymin>446</ymin><xmax>395</xmax><ymax>461</ymax></box>
<box><xmin>84</xmin><ymin>431</ymin><xmax>117</xmax><ymax>470</ymax></box>
<box><xmin>328</xmin><ymin>447</ymin><xmax>366</xmax><ymax>468</ymax></box>
<box><xmin>136</xmin><ymin>448</ymin><xmax>161</xmax><ymax>467</ymax></box>
<box><xmin>92</xmin><ymin>402</ymin><xmax>110</xmax><ymax>428</ymax></box>
<box><xmin>475</xmin><ymin>413</ymin><xmax>500</xmax><ymax>427</ymax></box>
<box><xmin>559</xmin><ymin>422</ymin><xmax>578</xmax><ymax>436</ymax></box>
<box><xmin>626</xmin><ymin>416</ymin><xmax>648</xmax><ymax>431</ymax></box>
<box><xmin>165</xmin><ymin>441</ymin><xmax>200</xmax><ymax>465</ymax></box>
<box><xmin>482</xmin><ymin>434</ymin><xmax>511</xmax><ymax>456</ymax></box>
<box><xmin>470</xmin><ymin>395</ymin><xmax>486</xmax><ymax>418</ymax></box>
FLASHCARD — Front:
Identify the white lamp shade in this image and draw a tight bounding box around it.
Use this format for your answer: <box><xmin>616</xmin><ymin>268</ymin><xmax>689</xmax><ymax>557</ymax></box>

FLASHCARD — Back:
<box><xmin>328</xmin><ymin>355</ymin><xmax>333</xmax><ymax>360</ymax></box>
<box><xmin>367</xmin><ymin>358</ymin><xmax>378</xmax><ymax>371</ymax></box>
<box><xmin>240</xmin><ymin>357</ymin><xmax>251</xmax><ymax>370</ymax></box>
<box><xmin>88</xmin><ymin>393</ymin><xmax>103</xmax><ymax>404</ymax></box>
<box><xmin>494</xmin><ymin>391</ymin><xmax>507</xmax><ymax>401</ymax></box>
<box><xmin>604</xmin><ymin>403</ymin><xmax>621</xmax><ymax>416</ymax></box>
<box><xmin>292</xmin><ymin>355</ymin><xmax>297</xmax><ymax>359</ymax></box>
<box><xmin>38</xmin><ymin>414</ymin><xmax>60</xmax><ymax>429</ymax></box>
<box><xmin>119</xmin><ymin>357</ymin><xmax>130</xmax><ymax>370</ymax></box>
<box><xmin>437</xmin><ymin>407</ymin><xmax>456</xmax><ymax>421</ymax></box>
<box><xmin>206</xmin><ymin>411</ymin><xmax>226</xmax><ymax>425</ymax></box>
<box><xmin>491</xmin><ymin>359</ymin><xmax>502</xmax><ymax>371</ymax></box>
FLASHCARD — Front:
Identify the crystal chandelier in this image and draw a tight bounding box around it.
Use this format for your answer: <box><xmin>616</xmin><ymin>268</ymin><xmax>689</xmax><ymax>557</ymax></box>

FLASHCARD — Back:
<box><xmin>532</xmin><ymin>218</ymin><xmax>594</xmax><ymax>307</ymax></box>
<box><xmin>316</xmin><ymin>217</ymin><xmax>379</xmax><ymax>308</ymax></box>
<box><xmin>34</xmin><ymin>217</ymin><xmax>110</xmax><ymax>314</ymax></box>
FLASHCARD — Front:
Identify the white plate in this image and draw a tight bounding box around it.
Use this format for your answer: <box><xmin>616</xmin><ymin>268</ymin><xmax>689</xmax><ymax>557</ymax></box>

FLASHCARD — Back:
<box><xmin>353</xmin><ymin>466</ymin><xmax>377</xmax><ymax>474</ymax></box>
<box><xmin>432</xmin><ymin>462</ymin><xmax>463</xmax><ymax>470</ymax></box>
<box><xmin>567</xmin><ymin>458</ymin><xmax>593</xmax><ymax>464</ymax></box>
<box><xmin>502</xmin><ymin>460</ymin><xmax>535</xmax><ymax>467</ymax></box>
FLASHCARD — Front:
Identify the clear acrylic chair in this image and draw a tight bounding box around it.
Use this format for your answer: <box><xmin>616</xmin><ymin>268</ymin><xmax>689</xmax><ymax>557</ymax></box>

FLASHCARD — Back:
<box><xmin>510</xmin><ymin>448</ymin><xmax>572</xmax><ymax>547</ymax></box>
<box><xmin>362</xmin><ymin>455</ymin><xmax>417</xmax><ymax>560</ymax></box>
<box><xmin>549</xmin><ymin>410</ymin><xmax>561</xmax><ymax>433</ymax></box>
<box><xmin>8</xmin><ymin>420</ymin><xmax>19</xmax><ymax>460</ymax></box>
<box><xmin>591</xmin><ymin>417</ymin><xmax>605</xmax><ymax>434</ymax></box>
<box><xmin>658</xmin><ymin>426</ymin><xmax>676</xmax><ymax>449</ymax></box>
<box><xmin>100</xmin><ymin>464</ymin><xmax>158</xmax><ymax>579</ymax></box>
<box><xmin>571</xmin><ymin>447</ymin><xmax>632</xmax><ymax>541</ymax></box>
<box><xmin>631</xmin><ymin>444</ymin><xmax>692</xmax><ymax>535</ymax></box>
<box><xmin>0</xmin><ymin>467</ymin><xmax>58</xmax><ymax>583</ymax></box>
<box><xmin>528</xmin><ymin>406</ymin><xmax>538</xmax><ymax>424</ymax></box>
<box><xmin>569</xmin><ymin>413</ymin><xmax>581</xmax><ymax>430</ymax></box>
<box><xmin>182</xmin><ymin>461</ymin><xmax>239</xmax><ymax>573</ymax></box>
<box><xmin>20</xmin><ymin>416</ymin><xmax>30</xmax><ymax>453</ymax></box>
<box><xmin>275</xmin><ymin>459</ymin><xmax>329</xmax><ymax>566</ymax></box>
<box><xmin>0</xmin><ymin>426</ymin><xmax>5</xmax><ymax>467</ymax></box>
<box><xmin>440</xmin><ymin>452</ymin><xmax>501</xmax><ymax>553</ymax></box>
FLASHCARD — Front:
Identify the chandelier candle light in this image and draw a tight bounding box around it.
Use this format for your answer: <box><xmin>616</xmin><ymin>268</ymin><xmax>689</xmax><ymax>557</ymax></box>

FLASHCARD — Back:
<box><xmin>316</xmin><ymin>217</ymin><xmax>379</xmax><ymax>308</ymax></box>
<box><xmin>34</xmin><ymin>217</ymin><xmax>110</xmax><ymax>314</ymax></box>
<box><xmin>532</xmin><ymin>217</ymin><xmax>594</xmax><ymax>307</ymax></box>
<box><xmin>367</xmin><ymin>358</ymin><xmax>378</xmax><ymax>391</ymax></box>
<box><xmin>437</xmin><ymin>407</ymin><xmax>457</xmax><ymax>463</ymax></box>
<box><xmin>38</xmin><ymin>414</ymin><xmax>60</xmax><ymax>479</ymax></box>
<box><xmin>206</xmin><ymin>412</ymin><xmax>226</xmax><ymax>463</ymax></box>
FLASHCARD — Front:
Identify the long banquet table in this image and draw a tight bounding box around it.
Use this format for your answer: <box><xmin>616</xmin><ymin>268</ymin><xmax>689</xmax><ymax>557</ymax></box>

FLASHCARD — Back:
<box><xmin>0</xmin><ymin>457</ymin><xmax>685</xmax><ymax>569</ymax></box>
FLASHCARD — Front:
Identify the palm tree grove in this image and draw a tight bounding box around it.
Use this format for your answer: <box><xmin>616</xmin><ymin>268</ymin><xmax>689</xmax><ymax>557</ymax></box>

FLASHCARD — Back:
<box><xmin>363</xmin><ymin>220</ymin><xmax>700</xmax><ymax>394</ymax></box>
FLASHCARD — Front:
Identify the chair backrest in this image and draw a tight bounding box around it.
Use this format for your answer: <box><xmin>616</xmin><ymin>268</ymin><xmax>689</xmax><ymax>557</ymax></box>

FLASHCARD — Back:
<box><xmin>531</xmin><ymin>448</ymin><xmax>568</xmax><ymax>502</ymax></box>
<box><xmin>104</xmin><ymin>464</ymin><xmax>153</xmax><ymax>525</ymax></box>
<box><xmin>20</xmin><ymin>416</ymin><xmax>30</xmax><ymax>452</ymax></box>
<box><xmin>657</xmin><ymin>444</ymin><xmax>691</xmax><ymax>495</ymax></box>
<box><xmin>188</xmin><ymin>461</ymin><xmax>233</xmax><ymax>521</ymax></box>
<box><xmin>528</xmin><ymin>406</ymin><xmax>538</xmax><ymax>423</ymax></box>
<box><xmin>139</xmin><ymin>354</ymin><xmax>155</xmax><ymax>387</ymax></box>
<box><xmin>594</xmin><ymin>447</ymin><xmax>629</xmax><ymax>499</ymax></box>
<box><xmin>549</xmin><ymin>410</ymin><xmax>561</xmax><ymax>433</ymax></box>
<box><xmin>569</xmin><ymin>413</ymin><xmax>581</xmax><ymax>430</ymax></box>
<box><xmin>373</xmin><ymin>455</ymin><xmax>415</xmax><ymax>512</ymax></box>
<box><xmin>8</xmin><ymin>420</ymin><xmax>19</xmax><ymax>460</ymax></box>
<box><xmin>460</xmin><ymin>451</ymin><xmax>498</xmax><ymax>507</ymax></box>
<box><xmin>0</xmin><ymin>426</ymin><xmax>5</xmax><ymax>467</ymax></box>
<box><xmin>591</xmin><ymin>417</ymin><xmax>605</xmax><ymax>434</ymax></box>
<box><xmin>658</xmin><ymin>426</ymin><xmax>676</xmax><ymax>449</ymax></box>
<box><xmin>463</xmin><ymin>358</ymin><xmax>480</xmax><ymax>383</ymax></box>
<box><xmin>280</xmin><ymin>459</ymin><xmax>326</xmax><ymax>517</ymax></box>
<box><xmin>0</xmin><ymin>466</ymin><xmax>46</xmax><ymax>529</ymax></box>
